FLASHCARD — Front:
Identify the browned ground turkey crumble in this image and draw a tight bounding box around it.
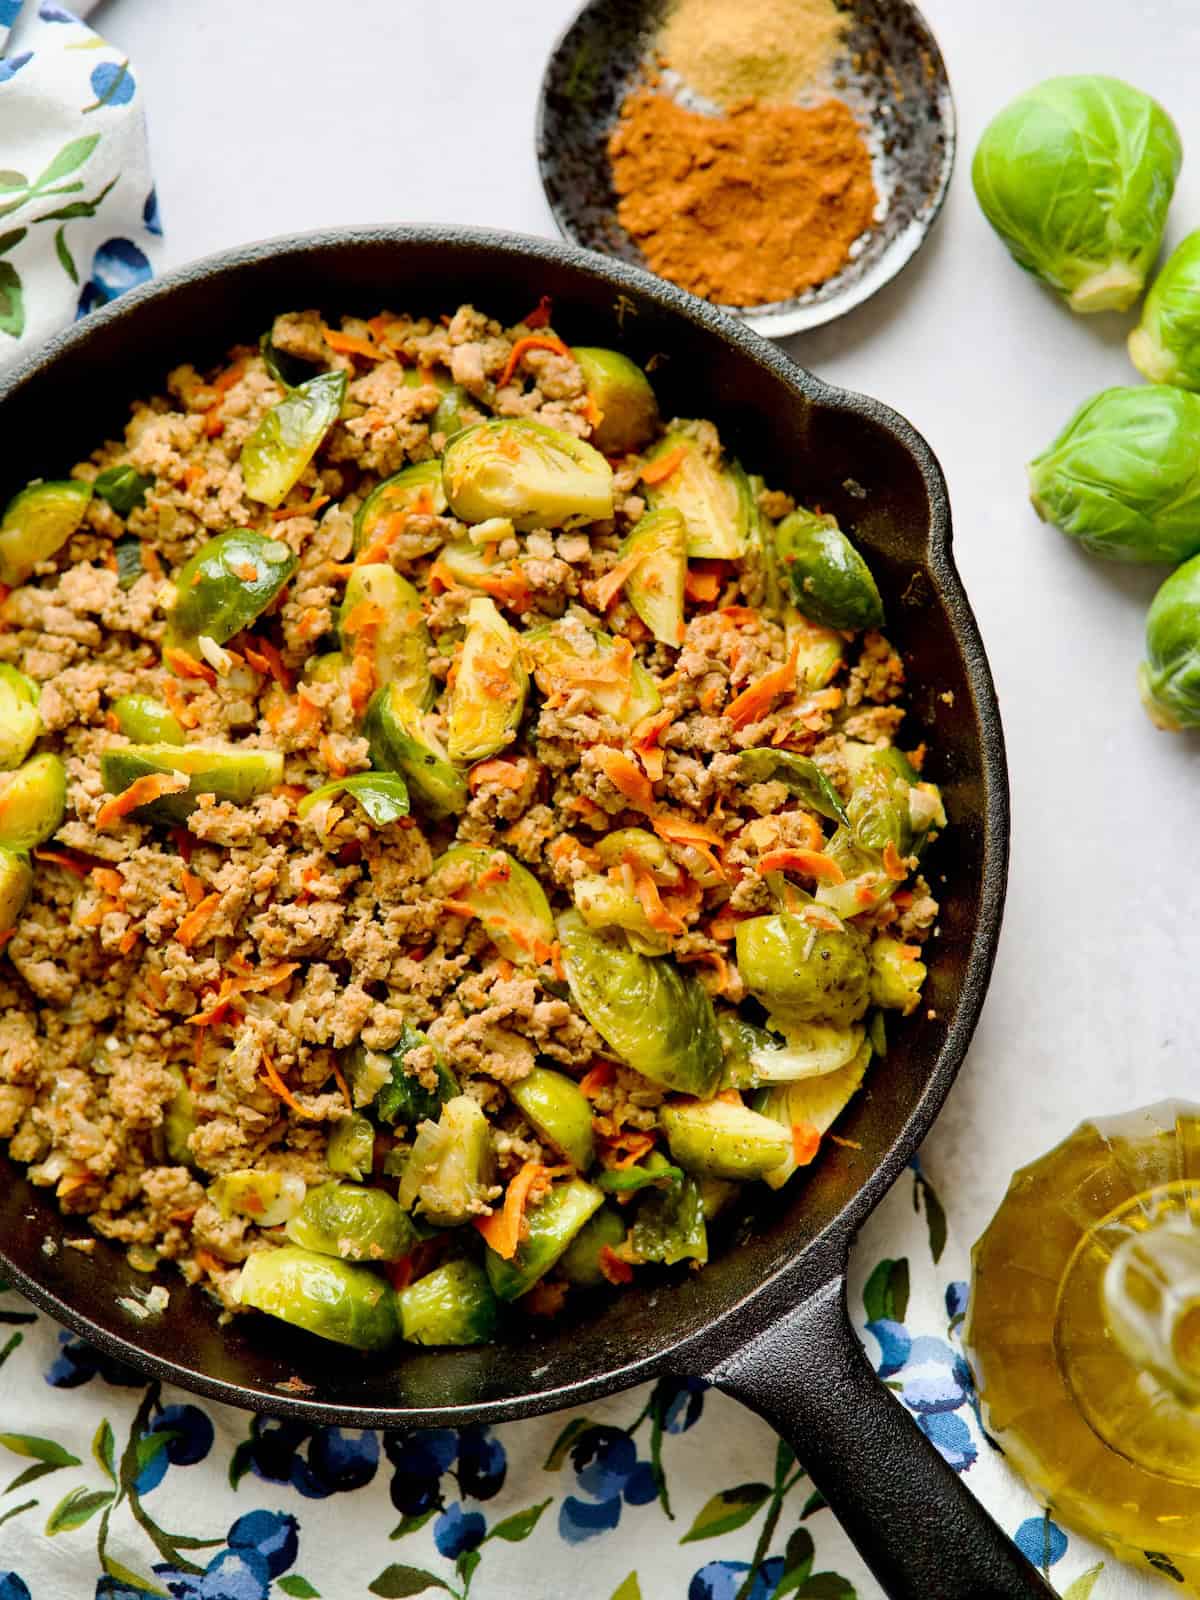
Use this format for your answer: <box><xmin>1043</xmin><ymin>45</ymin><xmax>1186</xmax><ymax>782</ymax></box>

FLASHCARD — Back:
<box><xmin>0</xmin><ymin>302</ymin><xmax>937</xmax><ymax>1316</ymax></box>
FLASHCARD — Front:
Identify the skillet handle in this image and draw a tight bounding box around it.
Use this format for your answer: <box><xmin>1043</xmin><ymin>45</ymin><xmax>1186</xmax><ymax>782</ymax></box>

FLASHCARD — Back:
<box><xmin>706</xmin><ymin>1277</ymin><xmax>1056</xmax><ymax>1600</ymax></box>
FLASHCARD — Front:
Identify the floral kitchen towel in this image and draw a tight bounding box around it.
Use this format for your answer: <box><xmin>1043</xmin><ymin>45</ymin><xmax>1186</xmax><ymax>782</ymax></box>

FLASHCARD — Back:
<box><xmin>0</xmin><ymin>0</ymin><xmax>160</xmax><ymax>366</ymax></box>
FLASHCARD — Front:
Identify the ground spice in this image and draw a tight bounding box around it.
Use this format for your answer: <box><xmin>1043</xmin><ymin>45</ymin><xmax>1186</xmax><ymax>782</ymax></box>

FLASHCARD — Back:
<box><xmin>608</xmin><ymin>91</ymin><xmax>877</xmax><ymax>307</ymax></box>
<box><xmin>659</xmin><ymin>0</ymin><xmax>847</xmax><ymax>109</ymax></box>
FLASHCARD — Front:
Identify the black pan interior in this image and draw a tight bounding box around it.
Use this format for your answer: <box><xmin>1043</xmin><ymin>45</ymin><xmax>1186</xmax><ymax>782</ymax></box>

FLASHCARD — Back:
<box><xmin>0</xmin><ymin>229</ymin><xmax>1006</xmax><ymax>1424</ymax></box>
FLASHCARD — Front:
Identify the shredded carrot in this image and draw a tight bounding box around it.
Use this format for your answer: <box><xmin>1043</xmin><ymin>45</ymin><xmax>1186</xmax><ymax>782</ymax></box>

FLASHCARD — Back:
<box><xmin>716</xmin><ymin>1089</ymin><xmax>743</xmax><ymax>1106</ymax></box>
<box><xmin>475</xmin><ymin>563</ymin><xmax>531</xmax><ymax>611</ymax></box>
<box><xmin>145</xmin><ymin>970</ymin><xmax>168</xmax><ymax>1005</ymax></box>
<box><xmin>272</xmin><ymin>492</ymin><xmax>330</xmax><ymax>522</ymax></box>
<box><xmin>581</xmin><ymin>394</ymin><xmax>604</xmax><ymax>433</ymax></box>
<box><xmin>188</xmin><ymin>963</ymin><xmax>298</xmax><ymax>1027</ymax></box>
<box><xmin>174</xmin><ymin>891</ymin><xmax>220</xmax><ymax>949</ymax></box>
<box><xmin>168</xmin><ymin>1207</ymin><xmax>197</xmax><ymax>1226</ymax></box>
<box><xmin>183</xmin><ymin>463</ymin><xmax>205</xmax><ymax>491</ymax></box>
<box><xmin>594</xmin><ymin>748</ymin><xmax>655</xmax><ymax>813</ymax></box>
<box><xmin>792</xmin><ymin>1122</ymin><xmax>822</xmax><ymax>1165</ymax></box>
<box><xmin>118</xmin><ymin>926</ymin><xmax>141</xmax><ymax>955</ymax></box>
<box><xmin>341</xmin><ymin>600</ymin><xmax>383</xmax><ymax>719</ymax></box>
<box><xmin>719</xmin><ymin>605</ymin><xmax>760</xmax><ymax>626</ymax></box>
<box><xmin>355</xmin><ymin>505</ymin><xmax>419</xmax><ymax>568</ymax></box>
<box><xmin>442</xmin><ymin>897</ymin><xmax>478</xmax><ymax>919</ymax></box>
<box><xmin>332</xmin><ymin>1061</ymin><xmax>352</xmax><ymax>1112</ymax></box>
<box><xmin>600</xmin><ymin>1130</ymin><xmax>656</xmax><ymax>1170</ymax></box>
<box><xmin>706</xmin><ymin>911</ymin><xmax>747</xmax><ymax>942</ymax></box>
<box><xmin>180</xmin><ymin>866</ymin><xmax>207</xmax><ymax>907</ymax></box>
<box><xmin>598</xmin><ymin>1246</ymin><xmax>635</xmax><ymax>1286</ymax></box>
<box><xmin>96</xmin><ymin>771</ymin><xmax>188</xmax><ymax>831</ymax></box>
<box><xmin>651</xmin><ymin>813</ymin><xmax>725</xmax><ymax>851</ymax></box>
<box><xmin>467</xmin><ymin>758</ymin><xmax>525</xmax><ymax>793</ymax></box>
<box><xmin>677</xmin><ymin>949</ymin><xmax>731</xmax><ymax>994</ymax></box>
<box><xmin>882</xmin><ymin>841</ymin><xmax>908</xmax><ymax>881</ymax></box>
<box><xmin>829</xmin><ymin>1134</ymin><xmax>863</xmax><ymax>1150</ymax></box>
<box><xmin>90</xmin><ymin>866</ymin><xmax>124</xmax><ymax>897</ymax></box>
<box><xmin>523</xmin><ymin>295</ymin><xmax>553</xmax><ymax>330</ymax></box>
<box><xmin>76</xmin><ymin>906</ymin><xmax>108</xmax><ymax>929</ymax></box>
<box><xmin>322</xmin><ymin>326</ymin><xmax>389</xmax><ymax>361</ymax></box>
<box><xmin>632</xmin><ymin>868</ymin><xmax>685</xmax><ymax>934</ymax></box>
<box><xmin>260</xmin><ymin>1049</ymin><xmax>311</xmax><ymax>1117</ymax></box>
<box><xmin>161</xmin><ymin>679</ymin><xmax>199</xmax><ymax>731</ymax></box>
<box><xmin>640</xmin><ymin>444</ymin><xmax>689</xmax><ymax>486</ymax></box>
<box><xmin>725</xmin><ymin>642</ymin><xmax>800</xmax><ymax>730</ymax></box>
<box><xmin>242</xmin><ymin>634</ymin><xmax>292</xmax><ymax>690</ymax></box>
<box><xmin>202</xmin><ymin>410</ymin><xmax>225</xmax><ymax>440</ymax></box>
<box><xmin>212</xmin><ymin>359</ymin><xmax>247</xmax><ymax>395</ymax></box>
<box><xmin>579</xmin><ymin>1061</ymin><xmax>616</xmax><ymax>1099</ymax></box>
<box><xmin>684</xmin><ymin>569</ymin><xmax>721</xmax><ymax>604</ymax></box>
<box><xmin>474</xmin><ymin>1162</ymin><xmax>546</xmax><ymax>1260</ymax></box>
<box><xmin>549</xmin><ymin>939</ymin><xmax>566</xmax><ymax>983</ymax></box>
<box><xmin>163</xmin><ymin>647</ymin><xmax>217</xmax><ymax>686</ymax></box>
<box><xmin>497</xmin><ymin>334</ymin><xmax>569</xmax><ymax>390</ymax></box>
<box><xmin>193</xmin><ymin>1249</ymin><xmax>228</xmax><ymax>1277</ymax></box>
<box><xmin>476</xmin><ymin>857</ymin><xmax>512</xmax><ymax>890</ymax></box>
<box><xmin>758</xmin><ymin>847</ymin><xmax>845</xmax><ymax>885</ymax></box>
<box><xmin>593</xmin><ymin>547</ymin><xmax>647</xmax><ymax>612</ymax></box>
<box><xmin>318</xmin><ymin>735</ymin><xmax>347</xmax><ymax>778</ymax></box>
<box><xmin>33</xmin><ymin>847</ymin><xmax>89</xmax><ymax>877</ymax></box>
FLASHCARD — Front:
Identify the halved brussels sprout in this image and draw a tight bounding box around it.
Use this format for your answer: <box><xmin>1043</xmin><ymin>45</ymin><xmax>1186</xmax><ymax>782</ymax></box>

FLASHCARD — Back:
<box><xmin>364</xmin><ymin>682</ymin><xmax>468</xmax><ymax>819</ymax></box>
<box><xmin>617</xmin><ymin>508</ymin><xmax>686</xmax><ymax>645</ymax></box>
<box><xmin>572</xmin><ymin>874</ymin><xmax>671</xmax><ymax>957</ymax></box>
<box><xmin>0</xmin><ymin>848</ymin><xmax>33</xmax><ymax>937</ymax></box>
<box><xmin>447</xmin><ymin>597</ymin><xmax>527</xmax><ymax>763</ymax></box>
<box><xmin>433</xmin><ymin>384</ymin><xmax>477</xmax><ymax>442</ymax></box>
<box><xmin>286</xmin><ymin>1180</ymin><xmax>415</xmax><ymax>1262</ymax></box>
<box><xmin>524</xmin><ymin>622</ymin><xmax>660</xmax><ymax>728</ymax></box>
<box><xmin>398</xmin><ymin>1259</ymin><xmax>500</xmax><ymax>1347</ymax></box>
<box><xmin>718</xmin><ymin>1012</ymin><xmax>865</xmax><ymax>1086</ymax></box>
<box><xmin>162</xmin><ymin>1067</ymin><xmax>196</xmax><ymax>1167</ymax></box>
<box><xmin>99</xmin><ymin>744</ymin><xmax>284</xmax><ymax>823</ymax></box>
<box><xmin>642</xmin><ymin>430</ymin><xmax>751</xmax><ymax>560</ymax></box>
<box><xmin>442</xmin><ymin>418</ymin><xmax>614</xmax><ymax>531</ymax></box>
<box><xmin>237</xmin><ymin>1245</ymin><xmax>397</xmax><ymax>1351</ymax></box>
<box><xmin>296</xmin><ymin>772</ymin><xmax>410</xmax><ymax>828</ymax></box>
<box><xmin>0</xmin><ymin>753</ymin><xmax>66</xmax><ymax>850</ymax></box>
<box><xmin>846</xmin><ymin>755</ymin><xmax>914</xmax><ymax>855</ymax></box>
<box><xmin>594</xmin><ymin>828</ymin><xmax>681</xmax><ymax>885</ymax></box>
<box><xmin>508</xmin><ymin>1067</ymin><xmax>595</xmax><ymax>1171</ymax></box>
<box><xmin>736</xmin><ymin>913</ymin><xmax>870</xmax><ymax>1028</ymax></box>
<box><xmin>558</xmin><ymin>1205</ymin><xmax>628</xmax><ymax>1288</ymax></box>
<box><xmin>353</xmin><ymin>460</ymin><xmax>448</xmax><ymax>552</ymax></box>
<box><xmin>869</xmin><ymin>936</ymin><xmax>927</xmax><ymax>1015</ymax></box>
<box><xmin>210</xmin><ymin>1169</ymin><xmax>307</xmax><ymax>1227</ymax></box>
<box><xmin>345</xmin><ymin>1024</ymin><xmax>459</xmax><ymax>1126</ymax></box>
<box><xmin>1129</xmin><ymin>232</ymin><xmax>1200</xmax><ymax>389</ymax></box>
<box><xmin>0</xmin><ymin>664</ymin><xmax>41</xmax><ymax>771</ymax></box>
<box><xmin>630</xmin><ymin>1173</ymin><xmax>707</xmax><ymax>1266</ymax></box>
<box><xmin>240</xmin><ymin>370</ymin><xmax>347</xmax><ymax>507</ymax></box>
<box><xmin>397</xmin><ymin>1095</ymin><xmax>495</xmax><ymax>1227</ymax></box>
<box><xmin>595</xmin><ymin>1153</ymin><xmax>684</xmax><ymax>1195</ymax></box>
<box><xmin>1028</xmin><ymin>386</ymin><xmax>1200</xmax><ymax>564</ymax></box>
<box><xmin>337</xmin><ymin>565</ymin><xmax>434</xmax><ymax>710</ymax></box>
<box><xmin>787</xmin><ymin>612</ymin><xmax>845</xmax><ymax>690</ymax></box>
<box><xmin>972</xmin><ymin>75</ymin><xmax>1181</xmax><ymax>313</ymax></box>
<box><xmin>737</xmin><ymin>747</ymin><xmax>848</xmax><ymax>826</ymax></box>
<box><xmin>775</xmin><ymin>509</ymin><xmax>883</xmax><ymax>631</ymax></box>
<box><xmin>483</xmin><ymin>1177</ymin><xmax>604</xmax><ymax>1301</ymax></box>
<box><xmin>93</xmin><ymin>464</ymin><xmax>153</xmax><ymax>517</ymax></box>
<box><xmin>571</xmin><ymin>347</ymin><xmax>660</xmax><ymax>456</ymax></box>
<box><xmin>1140</xmin><ymin>552</ymin><xmax>1200</xmax><ymax>730</ymax></box>
<box><xmin>167</xmin><ymin>531</ymin><xmax>298</xmax><ymax>654</ymax></box>
<box><xmin>660</xmin><ymin>1098</ymin><xmax>791</xmax><ymax>1181</ymax></box>
<box><xmin>0</xmin><ymin>480</ymin><xmax>92</xmax><ymax>586</ymax></box>
<box><xmin>557</xmin><ymin>910</ymin><xmax>724</xmax><ymax>1097</ymax></box>
<box><xmin>428</xmin><ymin>844</ymin><xmax>555</xmax><ymax>965</ymax></box>
<box><xmin>326</xmin><ymin>1113</ymin><xmax>375</xmax><ymax>1181</ymax></box>
<box><xmin>111</xmin><ymin>693</ymin><xmax>184</xmax><ymax>747</ymax></box>
<box><xmin>754</xmin><ymin>1039</ymin><xmax>872</xmax><ymax>1190</ymax></box>
<box><xmin>437</xmin><ymin>539</ymin><xmax>506</xmax><ymax>589</ymax></box>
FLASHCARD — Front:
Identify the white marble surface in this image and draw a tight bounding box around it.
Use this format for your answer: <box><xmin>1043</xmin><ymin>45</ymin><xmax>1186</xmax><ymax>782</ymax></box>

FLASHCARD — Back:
<box><xmin>91</xmin><ymin>0</ymin><xmax>1200</xmax><ymax>1267</ymax></box>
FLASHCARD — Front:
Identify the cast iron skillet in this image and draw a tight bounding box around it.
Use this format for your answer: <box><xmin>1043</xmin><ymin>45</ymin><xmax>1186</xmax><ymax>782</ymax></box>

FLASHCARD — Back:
<box><xmin>0</xmin><ymin>228</ymin><xmax>1038</xmax><ymax>1599</ymax></box>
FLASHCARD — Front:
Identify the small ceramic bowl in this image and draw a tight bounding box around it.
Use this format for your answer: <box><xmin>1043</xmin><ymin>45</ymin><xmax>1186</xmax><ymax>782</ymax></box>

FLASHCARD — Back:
<box><xmin>536</xmin><ymin>0</ymin><xmax>956</xmax><ymax>337</ymax></box>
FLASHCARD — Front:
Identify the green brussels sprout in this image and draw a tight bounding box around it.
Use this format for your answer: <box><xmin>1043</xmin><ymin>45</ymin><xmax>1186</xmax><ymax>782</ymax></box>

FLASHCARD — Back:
<box><xmin>447</xmin><ymin>597</ymin><xmax>527</xmax><ymax>762</ymax></box>
<box><xmin>0</xmin><ymin>753</ymin><xmax>66</xmax><ymax>850</ymax></box>
<box><xmin>93</xmin><ymin>464</ymin><xmax>153</xmax><ymax>518</ymax></box>
<box><xmin>167</xmin><ymin>531</ymin><xmax>298</xmax><ymax>654</ymax></box>
<box><xmin>868</xmin><ymin>936</ymin><xmax>927</xmax><ymax>1015</ymax></box>
<box><xmin>630</xmin><ymin>1173</ymin><xmax>707</xmax><ymax>1266</ymax></box>
<box><xmin>1028</xmin><ymin>386</ymin><xmax>1200</xmax><ymax>563</ymax></box>
<box><xmin>524</xmin><ymin>621</ymin><xmax>660</xmax><ymax>728</ymax></box>
<box><xmin>432</xmin><ymin>384</ymin><xmax>479</xmax><ymax>442</ymax></box>
<box><xmin>0</xmin><ymin>848</ymin><xmax>33</xmax><ymax>937</ymax></box>
<box><xmin>746</xmin><ymin>472</ymin><xmax>783</xmax><ymax>613</ymax></box>
<box><xmin>787</xmin><ymin>612</ymin><xmax>846</xmax><ymax>689</ymax></box>
<box><xmin>615</xmin><ymin>508</ymin><xmax>686</xmax><ymax>646</ymax></box>
<box><xmin>642</xmin><ymin>430</ymin><xmax>751</xmax><ymax>559</ymax></box>
<box><xmin>737</xmin><ymin>747</ymin><xmax>848</xmax><ymax>826</ymax></box>
<box><xmin>296</xmin><ymin>772</ymin><xmax>411</xmax><ymax>828</ymax></box>
<box><xmin>364</xmin><ymin>682</ymin><xmax>468</xmax><ymax>819</ymax></box>
<box><xmin>113</xmin><ymin>536</ymin><xmax>145</xmax><ymax>590</ymax></box>
<box><xmin>557</xmin><ymin>910</ymin><xmax>724</xmax><ymax>1097</ymax></box>
<box><xmin>161</xmin><ymin>1067</ymin><xmax>196</xmax><ymax>1167</ymax></box>
<box><xmin>594</xmin><ymin>828</ymin><xmax>682</xmax><ymax>886</ymax></box>
<box><xmin>285</xmin><ymin>1180</ymin><xmax>416</xmax><ymax>1262</ymax></box>
<box><xmin>326</xmin><ymin>1113</ymin><xmax>375</xmax><ymax>1181</ymax></box>
<box><xmin>568</xmin><ymin>347</ymin><xmax>659</xmax><ymax>457</ymax></box>
<box><xmin>0</xmin><ymin>664</ymin><xmax>41</xmax><ymax>771</ymax></box>
<box><xmin>735</xmin><ymin>913</ymin><xmax>870</xmax><ymax>1028</ymax></box>
<box><xmin>429</xmin><ymin>843</ymin><xmax>555</xmax><ymax>965</ymax></box>
<box><xmin>483</xmin><ymin>1177</ymin><xmax>605</xmax><ymax>1301</ymax></box>
<box><xmin>1129</xmin><ymin>233</ymin><xmax>1200</xmax><ymax>388</ymax></box>
<box><xmin>0</xmin><ymin>480</ymin><xmax>92</xmax><ymax>586</ymax></box>
<box><xmin>436</xmin><ymin>538</ymin><xmax>507</xmax><ymax>589</ymax></box>
<box><xmin>595</xmin><ymin>1153</ymin><xmax>684</xmax><ymax>1195</ymax></box>
<box><xmin>571</xmin><ymin>874</ymin><xmax>671</xmax><ymax>957</ymax></box>
<box><xmin>345</xmin><ymin>1024</ymin><xmax>458</xmax><ymax>1125</ymax></box>
<box><xmin>775</xmin><ymin>509</ymin><xmax>883</xmax><ymax>631</ymax></box>
<box><xmin>237</xmin><ymin>1245</ymin><xmax>397</xmax><ymax>1351</ymax></box>
<box><xmin>718</xmin><ymin>1011</ymin><xmax>865</xmax><ymax>1086</ymax></box>
<box><xmin>442</xmin><ymin>418</ymin><xmax>614</xmax><ymax>531</ymax></box>
<box><xmin>508</xmin><ymin>1067</ymin><xmax>595</xmax><ymax>1171</ymax></box>
<box><xmin>209</xmin><ymin>1169</ymin><xmax>307</xmax><ymax>1227</ymax></box>
<box><xmin>972</xmin><ymin>75</ymin><xmax>1181</xmax><ymax>313</ymax></box>
<box><xmin>305</xmin><ymin>649</ymin><xmax>349</xmax><ymax>688</ymax></box>
<box><xmin>397</xmin><ymin>1095</ymin><xmax>495</xmax><ymax>1227</ymax></box>
<box><xmin>398</xmin><ymin>1259</ymin><xmax>500</xmax><ymax>1346</ymax></box>
<box><xmin>846</xmin><ymin>756</ymin><xmax>913</xmax><ymax>855</ymax></box>
<box><xmin>1139</xmin><ymin>552</ymin><xmax>1200</xmax><ymax>730</ymax></box>
<box><xmin>111</xmin><ymin>693</ymin><xmax>184</xmax><ymax>747</ymax></box>
<box><xmin>353</xmin><ymin>461</ymin><xmax>447</xmax><ymax>553</ymax></box>
<box><xmin>660</xmin><ymin>1098</ymin><xmax>791</xmax><ymax>1181</ymax></box>
<box><xmin>99</xmin><ymin>743</ymin><xmax>283</xmax><ymax>824</ymax></box>
<box><xmin>337</xmin><ymin>564</ymin><xmax>434</xmax><ymax>711</ymax></box>
<box><xmin>558</xmin><ymin>1205</ymin><xmax>628</xmax><ymax>1287</ymax></box>
<box><xmin>753</xmin><ymin>1039</ymin><xmax>872</xmax><ymax>1190</ymax></box>
<box><xmin>240</xmin><ymin>370</ymin><xmax>346</xmax><ymax>507</ymax></box>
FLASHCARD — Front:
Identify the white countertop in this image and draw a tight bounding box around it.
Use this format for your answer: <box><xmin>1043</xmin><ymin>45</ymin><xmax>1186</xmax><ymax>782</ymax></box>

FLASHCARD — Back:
<box><xmin>93</xmin><ymin>0</ymin><xmax>1200</xmax><ymax>1267</ymax></box>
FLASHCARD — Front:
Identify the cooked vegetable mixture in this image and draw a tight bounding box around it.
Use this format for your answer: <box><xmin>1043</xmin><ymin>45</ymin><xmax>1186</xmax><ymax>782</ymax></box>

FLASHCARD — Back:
<box><xmin>0</xmin><ymin>302</ymin><xmax>943</xmax><ymax>1352</ymax></box>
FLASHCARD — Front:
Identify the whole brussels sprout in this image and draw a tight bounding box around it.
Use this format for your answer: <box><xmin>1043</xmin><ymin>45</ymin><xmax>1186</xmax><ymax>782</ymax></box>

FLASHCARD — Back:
<box><xmin>1139</xmin><ymin>552</ymin><xmax>1200</xmax><ymax>730</ymax></box>
<box><xmin>442</xmin><ymin>418</ymin><xmax>613</xmax><ymax>530</ymax></box>
<box><xmin>1028</xmin><ymin>387</ymin><xmax>1200</xmax><ymax>564</ymax></box>
<box><xmin>972</xmin><ymin>76</ymin><xmax>1181</xmax><ymax>313</ymax></box>
<box><xmin>1129</xmin><ymin>233</ymin><xmax>1200</xmax><ymax>389</ymax></box>
<box><xmin>735</xmin><ymin>913</ymin><xmax>870</xmax><ymax>1028</ymax></box>
<box><xmin>571</xmin><ymin>347</ymin><xmax>660</xmax><ymax>456</ymax></box>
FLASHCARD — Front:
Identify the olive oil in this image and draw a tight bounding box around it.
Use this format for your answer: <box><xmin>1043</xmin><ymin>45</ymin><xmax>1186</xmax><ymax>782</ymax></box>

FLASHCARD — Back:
<box><xmin>967</xmin><ymin>1102</ymin><xmax>1200</xmax><ymax>1584</ymax></box>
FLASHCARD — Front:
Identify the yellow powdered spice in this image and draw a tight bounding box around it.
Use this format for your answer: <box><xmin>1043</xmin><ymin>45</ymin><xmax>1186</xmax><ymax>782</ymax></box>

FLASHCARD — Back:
<box><xmin>660</xmin><ymin>0</ymin><xmax>847</xmax><ymax>109</ymax></box>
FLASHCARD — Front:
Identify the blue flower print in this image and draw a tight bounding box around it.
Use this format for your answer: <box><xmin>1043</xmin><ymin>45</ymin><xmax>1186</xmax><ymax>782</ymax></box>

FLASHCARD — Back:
<box><xmin>0</xmin><ymin>0</ymin><xmax>21</xmax><ymax>27</ymax></box>
<box><xmin>945</xmin><ymin>1280</ymin><xmax>969</xmax><ymax>1326</ymax></box>
<box><xmin>866</xmin><ymin>1316</ymin><xmax>910</xmax><ymax>1378</ymax></box>
<box><xmin>38</xmin><ymin>2</ymin><xmax>77</xmax><ymax>19</ymax></box>
<box><xmin>232</xmin><ymin>1417</ymin><xmax>377</xmax><ymax>1500</ymax></box>
<box><xmin>433</xmin><ymin>1504</ymin><xmax>487</xmax><ymax>1560</ymax></box>
<box><xmin>384</xmin><ymin>1427</ymin><xmax>458</xmax><ymax>1516</ymax></box>
<box><xmin>688</xmin><ymin>1558</ymin><xmax>786</xmax><ymax>1600</ymax></box>
<box><xmin>557</xmin><ymin>1424</ymin><xmax>658</xmax><ymax>1542</ymax></box>
<box><xmin>135</xmin><ymin>1404</ymin><xmax>216</xmax><ymax>1493</ymax></box>
<box><xmin>918</xmin><ymin>1411</ymin><xmax>977</xmax><ymax>1472</ymax></box>
<box><xmin>146</xmin><ymin>1510</ymin><xmax>299</xmax><ymax>1600</ymax></box>
<box><xmin>0</xmin><ymin>1575</ymin><xmax>31</xmax><ymax>1600</ymax></box>
<box><xmin>228</xmin><ymin>1509</ymin><xmax>300</xmax><ymax>1577</ymax></box>
<box><xmin>453</xmin><ymin>1424</ymin><xmax>506</xmax><ymax>1500</ymax></box>
<box><xmin>76</xmin><ymin>238</ymin><xmax>152</xmax><ymax>318</ymax></box>
<box><xmin>0</xmin><ymin>52</ymin><xmax>32</xmax><ymax>83</ymax></box>
<box><xmin>89</xmin><ymin>59</ymin><xmax>134</xmax><ymax>107</ymax></box>
<box><xmin>657</xmin><ymin>1375</ymin><xmax>706</xmax><ymax>1433</ymax></box>
<box><xmin>899</xmin><ymin>1336</ymin><xmax>971</xmax><ymax>1414</ymax></box>
<box><xmin>46</xmin><ymin>1329</ymin><xmax>143</xmax><ymax>1388</ymax></box>
<box><xmin>143</xmin><ymin>187</ymin><xmax>163</xmax><ymax>236</ymax></box>
<box><xmin>1014</xmin><ymin>1514</ymin><xmax>1068</xmax><ymax>1570</ymax></box>
<box><xmin>559</xmin><ymin>1493</ymin><xmax>622</xmax><ymax>1541</ymax></box>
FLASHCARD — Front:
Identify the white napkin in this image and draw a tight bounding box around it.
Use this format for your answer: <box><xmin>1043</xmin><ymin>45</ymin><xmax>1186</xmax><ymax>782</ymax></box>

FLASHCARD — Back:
<box><xmin>0</xmin><ymin>0</ymin><xmax>161</xmax><ymax>368</ymax></box>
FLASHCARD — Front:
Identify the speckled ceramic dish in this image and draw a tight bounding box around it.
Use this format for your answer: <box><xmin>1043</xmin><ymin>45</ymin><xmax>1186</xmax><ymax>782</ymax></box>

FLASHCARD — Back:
<box><xmin>536</xmin><ymin>0</ymin><xmax>956</xmax><ymax>337</ymax></box>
